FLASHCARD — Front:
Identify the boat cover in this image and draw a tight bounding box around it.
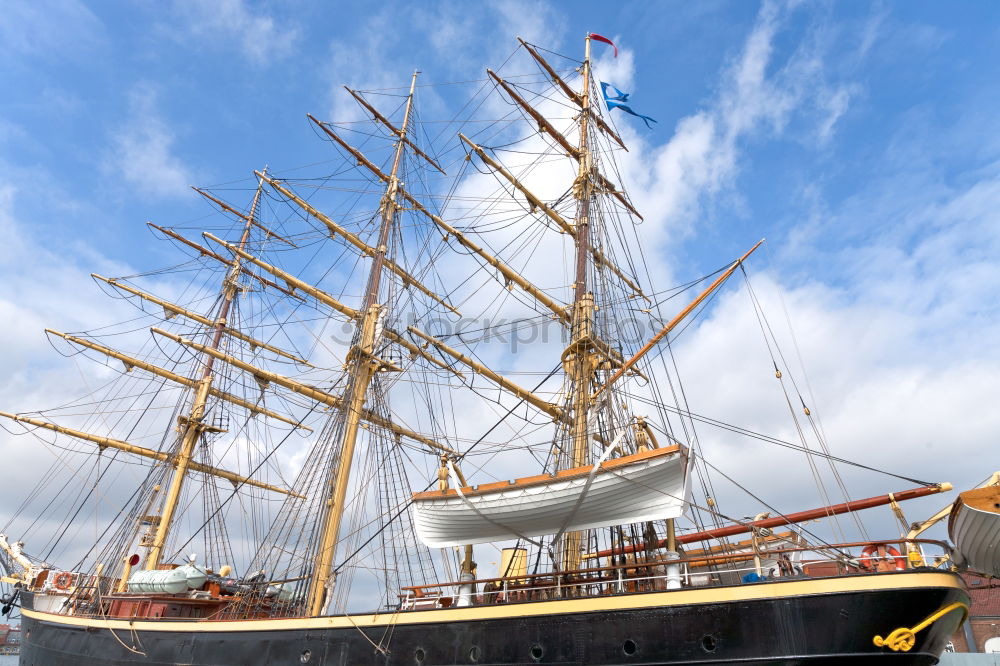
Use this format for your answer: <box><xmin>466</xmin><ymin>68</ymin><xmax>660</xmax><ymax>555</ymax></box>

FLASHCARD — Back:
<box><xmin>412</xmin><ymin>445</ymin><xmax>689</xmax><ymax>548</ymax></box>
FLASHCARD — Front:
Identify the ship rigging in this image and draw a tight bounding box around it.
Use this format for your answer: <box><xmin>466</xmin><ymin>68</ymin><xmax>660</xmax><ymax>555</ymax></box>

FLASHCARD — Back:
<box><xmin>1</xmin><ymin>34</ymin><xmax>971</xmax><ymax>665</ymax></box>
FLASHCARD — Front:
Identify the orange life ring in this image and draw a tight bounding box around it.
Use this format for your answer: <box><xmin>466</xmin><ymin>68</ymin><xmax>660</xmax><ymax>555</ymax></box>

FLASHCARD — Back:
<box><xmin>52</xmin><ymin>571</ymin><xmax>74</xmax><ymax>590</ymax></box>
<box><xmin>859</xmin><ymin>544</ymin><xmax>906</xmax><ymax>571</ymax></box>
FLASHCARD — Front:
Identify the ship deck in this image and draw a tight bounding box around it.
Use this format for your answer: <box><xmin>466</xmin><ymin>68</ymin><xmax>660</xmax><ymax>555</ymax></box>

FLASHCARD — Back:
<box><xmin>18</xmin><ymin>567</ymin><xmax>970</xmax><ymax>665</ymax></box>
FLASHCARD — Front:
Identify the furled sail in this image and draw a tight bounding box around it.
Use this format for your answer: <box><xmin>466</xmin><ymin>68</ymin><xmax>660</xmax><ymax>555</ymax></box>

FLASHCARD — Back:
<box><xmin>412</xmin><ymin>446</ymin><xmax>689</xmax><ymax>548</ymax></box>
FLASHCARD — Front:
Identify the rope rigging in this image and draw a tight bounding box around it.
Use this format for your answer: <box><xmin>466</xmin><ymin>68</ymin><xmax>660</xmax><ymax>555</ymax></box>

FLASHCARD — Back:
<box><xmin>0</xmin><ymin>37</ymin><xmax>925</xmax><ymax>625</ymax></box>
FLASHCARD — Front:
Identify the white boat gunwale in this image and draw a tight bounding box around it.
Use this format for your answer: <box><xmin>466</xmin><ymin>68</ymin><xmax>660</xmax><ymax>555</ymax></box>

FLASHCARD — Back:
<box><xmin>412</xmin><ymin>444</ymin><xmax>686</xmax><ymax>501</ymax></box>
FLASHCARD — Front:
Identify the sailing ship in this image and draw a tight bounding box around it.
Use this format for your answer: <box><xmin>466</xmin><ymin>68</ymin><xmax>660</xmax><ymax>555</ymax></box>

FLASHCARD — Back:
<box><xmin>0</xmin><ymin>35</ymin><xmax>971</xmax><ymax>665</ymax></box>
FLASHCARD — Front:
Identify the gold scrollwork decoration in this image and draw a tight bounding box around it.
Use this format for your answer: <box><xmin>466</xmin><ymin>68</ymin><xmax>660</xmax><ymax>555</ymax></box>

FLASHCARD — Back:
<box><xmin>873</xmin><ymin>601</ymin><xmax>969</xmax><ymax>652</ymax></box>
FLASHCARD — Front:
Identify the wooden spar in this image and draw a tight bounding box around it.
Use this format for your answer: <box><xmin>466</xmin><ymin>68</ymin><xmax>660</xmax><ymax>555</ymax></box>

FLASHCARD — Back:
<box><xmin>148</xmin><ymin>223</ymin><xmax>302</xmax><ymax>300</ymax></box>
<box><xmin>588</xmin><ymin>484</ymin><xmax>953</xmax><ymax>558</ymax></box>
<box><xmin>458</xmin><ymin>133</ymin><xmax>646</xmax><ymax>298</ymax></box>
<box><xmin>487</xmin><ymin>69</ymin><xmax>581</xmax><ymax>159</ymax></box>
<box><xmin>459</xmin><ymin>133</ymin><xmax>575</xmax><ymax>235</ymax></box>
<box><xmin>203</xmin><ymin>234</ymin><xmax>461</xmax><ymax>378</ymax></box>
<box><xmin>258</xmin><ymin>173</ymin><xmax>461</xmax><ymax>316</ymax></box>
<box><xmin>307</xmin><ymin>72</ymin><xmax>426</xmax><ymax>616</ymax></box>
<box><xmin>343</xmin><ymin>87</ymin><xmax>446</xmax><ymax>174</ymax></box>
<box><xmin>192</xmin><ymin>187</ymin><xmax>297</xmax><ymax>247</ymax></box>
<box><xmin>0</xmin><ymin>412</ymin><xmax>302</xmax><ymax>498</ymax></box>
<box><xmin>587</xmin><ymin>110</ymin><xmax>629</xmax><ymax>153</ymax></box>
<box><xmin>305</xmin><ymin>118</ymin><xmax>567</xmax><ymax>319</ymax></box>
<box><xmin>517</xmin><ymin>38</ymin><xmax>583</xmax><ymax>105</ymax></box>
<box><xmin>149</xmin><ymin>223</ymin><xmax>231</xmax><ymax>262</ymax></box>
<box><xmin>593</xmin><ymin>171</ymin><xmax>643</xmax><ymax>220</ymax></box>
<box><xmin>592</xmin><ymin>239</ymin><xmax>765</xmax><ymax>399</ymax></box>
<box><xmin>203</xmin><ymin>232</ymin><xmax>361</xmax><ymax>321</ymax></box>
<box><xmin>44</xmin><ymin>329</ymin><xmax>306</xmax><ymax>429</ymax></box>
<box><xmin>397</xmin><ymin>186</ymin><xmax>570</xmax><ymax>323</ymax></box>
<box><xmin>591</xmin><ymin>247</ymin><xmax>646</xmax><ymax>298</ymax></box>
<box><xmin>92</xmin><ymin>274</ymin><xmax>310</xmax><ymax>365</ymax></box>
<box><xmin>401</xmin><ymin>187</ymin><xmax>567</xmax><ymax>320</ymax></box>
<box><xmin>382</xmin><ymin>328</ymin><xmax>465</xmax><ymax>379</ymax></box>
<box><xmin>908</xmin><ymin>472</ymin><xmax>999</xmax><ymax>542</ymax></box>
<box><xmin>0</xmin><ymin>534</ymin><xmax>32</xmax><ymax>577</ymax></box>
<box><xmin>516</xmin><ymin>38</ymin><xmax>627</xmax><ymax>151</ymax></box>
<box><xmin>150</xmin><ymin>327</ymin><xmax>456</xmax><ymax>456</ymax></box>
<box><xmin>587</xmin><ymin>111</ymin><xmax>628</xmax><ymax>152</ymax></box>
<box><xmin>301</xmin><ymin>121</ymin><xmax>579</xmax><ymax>319</ymax></box>
<box><xmin>407</xmin><ymin>326</ymin><xmax>565</xmax><ymax>422</ymax></box>
<box><xmin>308</xmin><ymin>113</ymin><xmax>391</xmax><ymax>185</ymax></box>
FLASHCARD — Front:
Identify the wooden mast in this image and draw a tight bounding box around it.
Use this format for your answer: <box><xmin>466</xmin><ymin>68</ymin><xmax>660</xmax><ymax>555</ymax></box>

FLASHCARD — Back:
<box><xmin>305</xmin><ymin>71</ymin><xmax>420</xmax><ymax>617</ymax></box>
<box><xmin>145</xmin><ymin>170</ymin><xmax>268</xmax><ymax>570</ymax></box>
<box><xmin>592</xmin><ymin>239</ymin><xmax>765</xmax><ymax>399</ymax></box>
<box><xmin>560</xmin><ymin>34</ymin><xmax>596</xmax><ymax>574</ymax></box>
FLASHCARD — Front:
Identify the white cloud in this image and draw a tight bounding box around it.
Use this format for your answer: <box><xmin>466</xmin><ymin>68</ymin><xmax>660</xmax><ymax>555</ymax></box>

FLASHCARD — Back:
<box><xmin>0</xmin><ymin>183</ymin><xmax>146</xmax><ymax>552</ymax></box>
<box><xmin>609</xmin><ymin>0</ymin><xmax>870</xmax><ymax>262</ymax></box>
<box><xmin>3</xmin><ymin>0</ymin><xmax>996</xmax><ymax>582</ymax></box>
<box><xmin>107</xmin><ymin>84</ymin><xmax>193</xmax><ymax>198</ymax></box>
<box><xmin>417</xmin><ymin>0</ymin><xmax>999</xmax><ymax>547</ymax></box>
<box><xmin>814</xmin><ymin>84</ymin><xmax>853</xmax><ymax>143</ymax></box>
<box><xmin>674</xmin><ymin>253</ymin><xmax>1000</xmax><ymax>528</ymax></box>
<box><xmin>658</xmin><ymin>67</ymin><xmax>1000</xmax><ymax>534</ymax></box>
<box><xmin>489</xmin><ymin>0</ymin><xmax>565</xmax><ymax>50</ymax></box>
<box><xmin>0</xmin><ymin>179</ymin><xmax>320</xmax><ymax>568</ymax></box>
<box><xmin>177</xmin><ymin>0</ymin><xmax>299</xmax><ymax>64</ymax></box>
<box><xmin>324</xmin><ymin>10</ymin><xmax>399</xmax><ymax>122</ymax></box>
<box><xmin>323</xmin><ymin>1</ymin><xmax>565</xmax><ymax>123</ymax></box>
<box><xmin>0</xmin><ymin>0</ymin><xmax>105</xmax><ymax>58</ymax></box>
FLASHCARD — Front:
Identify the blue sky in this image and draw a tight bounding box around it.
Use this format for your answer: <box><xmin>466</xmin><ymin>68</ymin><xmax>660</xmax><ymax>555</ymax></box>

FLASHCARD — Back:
<box><xmin>1</xmin><ymin>1</ymin><xmax>996</xmax><ymax>287</ymax></box>
<box><xmin>3</xmin><ymin>1</ymin><xmax>997</xmax><ymax>273</ymax></box>
<box><xmin>2</xmin><ymin>0</ymin><xmax>1000</xmax><ymax>560</ymax></box>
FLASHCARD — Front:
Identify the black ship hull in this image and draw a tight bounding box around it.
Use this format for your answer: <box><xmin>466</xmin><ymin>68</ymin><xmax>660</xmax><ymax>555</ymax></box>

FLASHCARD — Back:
<box><xmin>19</xmin><ymin>571</ymin><xmax>968</xmax><ymax>665</ymax></box>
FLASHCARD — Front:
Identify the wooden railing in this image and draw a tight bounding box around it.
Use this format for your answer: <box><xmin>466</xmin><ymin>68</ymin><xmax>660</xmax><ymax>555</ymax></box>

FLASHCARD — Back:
<box><xmin>398</xmin><ymin>538</ymin><xmax>953</xmax><ymax>609</ymax></box>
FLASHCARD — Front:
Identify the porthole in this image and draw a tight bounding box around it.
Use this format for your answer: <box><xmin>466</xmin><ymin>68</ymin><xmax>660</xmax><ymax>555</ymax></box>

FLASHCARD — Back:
<box><xmin>415</xmin><ymin>647</ymin><xmax>426</xmax><ymax>664</ymax></box>
<box><xmin>701</xmin><ymin>635</ymin><xmax>717</xmax><ymax>653</ymax></box>
<box><xmin>623</xmin><ymin>639</ymin><xmax>637</xmax><ymax>655</ymax></box>
<box><xmin>469</xmin><ymin>645</ymin><xmax>481</xmax><ymax>662</ymax></box>
<box><xmin>530</xmin><ymin>643</ymin><xmax>544</xmax><ymax>661</ymax></box>
<box><xmin>300</xmin><ymin>650</ymin><xmax>312</xmax><ymax>663</ymax></box>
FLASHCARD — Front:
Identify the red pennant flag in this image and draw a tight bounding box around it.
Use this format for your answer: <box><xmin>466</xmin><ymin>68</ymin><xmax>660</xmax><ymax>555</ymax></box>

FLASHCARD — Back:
<box><xmin>589</xmin><ymin>33</ymin><xmax>618</xmax><ymax>58</ymax></box>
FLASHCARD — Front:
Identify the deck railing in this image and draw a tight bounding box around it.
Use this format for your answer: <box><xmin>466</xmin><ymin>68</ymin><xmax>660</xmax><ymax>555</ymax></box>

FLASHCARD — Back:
<box><xmin>399</xmin><ymin>538</ymin><xmax>953</xmax><ymax>610</ymax></box>
<box><xmin>29</xmin><ymin>538</ymin><xmax>955</xmax><ymax>618</ymax></box>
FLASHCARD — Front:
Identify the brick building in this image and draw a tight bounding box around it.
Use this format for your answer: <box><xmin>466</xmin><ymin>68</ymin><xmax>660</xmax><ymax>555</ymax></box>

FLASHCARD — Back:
<box><xmin>949</xmin><ymin>573</ymin><xmax>1000</xmax><ymax>653</ymax></box>
<box><xmin>0</xmin><ymin>624</ymin><xmax>17</xmax><ymax>655</ymax></box>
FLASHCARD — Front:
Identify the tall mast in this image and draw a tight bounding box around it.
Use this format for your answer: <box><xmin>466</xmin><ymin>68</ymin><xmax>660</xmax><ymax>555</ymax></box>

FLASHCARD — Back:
<box><xmin>560</xmin><ymin>34</ymin><xmax>596</xmax><ymax>573</ymax></box>
<box><xmin>145</xmin><ymin>170</ymin><xmax>268</xmax><ymax>569</ymax></box>
<box><xmin>306</xmin><ymin>71</ymin><xmax>420</xmax><ymax>617</ymax></box>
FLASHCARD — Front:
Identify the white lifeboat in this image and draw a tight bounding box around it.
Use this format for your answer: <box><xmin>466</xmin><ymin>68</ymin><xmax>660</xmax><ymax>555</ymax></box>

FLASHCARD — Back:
<box><xmin>412</xmin><ymin>445</ymin><xmax>688</xmax><ymax>548</ymax></box>
<box><xmin>949</xmin><ymin>485</ymin><xmax>1000</xmax><ymax>576</ymax></box>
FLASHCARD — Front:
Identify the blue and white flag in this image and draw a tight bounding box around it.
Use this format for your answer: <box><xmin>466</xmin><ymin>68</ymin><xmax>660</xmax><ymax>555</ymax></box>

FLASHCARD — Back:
<box><xmin>601</xmin><ymin>81</ymin><xmax>657</xmax><ymax>129</ymax></box>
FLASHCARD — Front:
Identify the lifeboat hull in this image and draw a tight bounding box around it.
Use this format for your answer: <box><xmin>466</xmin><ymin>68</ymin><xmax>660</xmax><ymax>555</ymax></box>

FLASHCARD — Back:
<box><xmin>412</xmin><ymin>446</ymin><xmax>688</xmax><ymax>548</ymax></box>
<box><xmin>949</xmin><ymin>486</ymin><xmax>1000</xmax><ymax>576</ymax></box>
